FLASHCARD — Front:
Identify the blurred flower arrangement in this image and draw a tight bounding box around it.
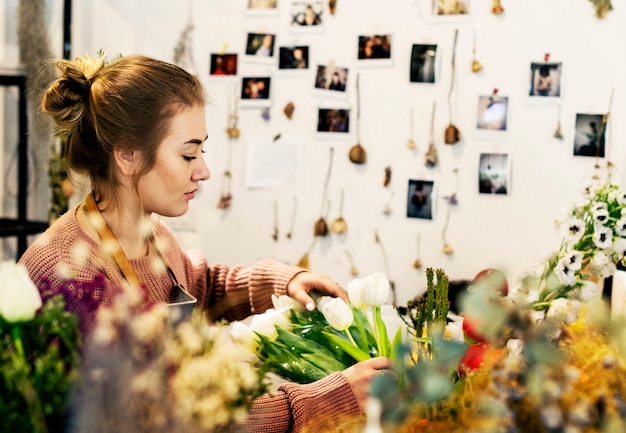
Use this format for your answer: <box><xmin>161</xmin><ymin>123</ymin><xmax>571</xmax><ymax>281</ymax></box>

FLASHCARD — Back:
<box><xmin>0</xmin><ymin>261</ymin><xmax>81</xmax><ymax>433</ymax></box>
<box><xmin>71</xmin><ymin>282</ymin><xmax>269</xmax><ymax>433</ymax></box>
<box><xmin>231</xmin><ymin>272</ymin><xmax>406</xmax><ymax>384</ymax></box>
<box><xmin>513</xmin><ymin>179</ymin><xmax>626</xmax><ymax>332</ymax></box>
<box><xmin>1</xmin><ymin>260</ymin><xmax>269</xmax><ymax>433</ymax></box>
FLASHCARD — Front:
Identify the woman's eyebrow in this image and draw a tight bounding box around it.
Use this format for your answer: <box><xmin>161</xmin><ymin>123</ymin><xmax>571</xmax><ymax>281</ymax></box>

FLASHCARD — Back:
<box><xmin>184</xmin><ymin>134</ymin><xmax>209</xmax><ymax>145</ymax></box>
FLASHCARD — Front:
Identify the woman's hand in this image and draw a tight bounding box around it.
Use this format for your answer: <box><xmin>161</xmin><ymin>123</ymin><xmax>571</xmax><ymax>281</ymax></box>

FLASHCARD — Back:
<box><xmin>342</xmin><ymin>357</ymin><xmax>393</xmax><ymax>412</ymax></box>
<box><xmin>286</xmin><ymin>272</ymin><xmax>348</xmax><ymax>311</ymax></box>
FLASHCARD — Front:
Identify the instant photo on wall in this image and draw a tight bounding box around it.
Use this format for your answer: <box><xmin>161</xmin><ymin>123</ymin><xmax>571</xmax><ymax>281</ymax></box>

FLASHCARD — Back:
<box><xmin>316</xmin><ymin>108</ymin><xmax>350</xmax><ymax>136</ymax></box>
<box><xmin>410</xmin><ymin>44</ymin><xmax>438</xmax><ymax>84</ymax></box>
<box><xmin>528</xmin><ymin>62</ymin><xmax>562</xmax><ymax>98</ymax></box>
<box><xmin>245</xmin><ymin>32</ymin><xmax>277</xmax><ymax>64</ymax></box>
<box><xmin>289</xmin><ymin>1</ymin><xmax>324</xmax><ymax>33</ymax></box>
<box><xmin>478</xmin><ymin>152</ymin><xmax>511</xmax><ymax>195</ymax></box>
<box><xmin>476</xmin><ymin>95</ymin><xmax>509</xmax><ymax>132</ymax></box>
<box><xmin>407</xmin><ymin>179</ymin><xmax>435</xmax><ymax>220</ymax></box>
<box><xmin>356</xmin><ymin>34</ymin><xmax>392</xmax><ymax>66</ymax></box>
<box><xmin>314</xmin><ymin>64</ymin><xmax>348</xmax><ymax>96</ymax></box>
<box><xmin>573</xmin><ymin>113</ymin><xmax>606</xmax><ymax>158</ymax></box>
<box><xmin>240</xmin><ymin>77</ymin><xmax>272</xmax><ymax>108</ymax></box>
<box><xmin>278</xmin><ymin>46</ymin><xmax>310</xmax><ymax>71</ymax></box>
<box><xmin>209</xmin><ymin>53</ymin><xmax>238</xmax><ymax>77</ymax></box>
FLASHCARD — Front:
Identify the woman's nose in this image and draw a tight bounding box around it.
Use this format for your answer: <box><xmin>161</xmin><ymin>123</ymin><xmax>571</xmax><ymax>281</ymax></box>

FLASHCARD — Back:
<box><xmin>194</xmin><ymin>157</ymin><xmax>211</xmax><ymax>181</ymax></box>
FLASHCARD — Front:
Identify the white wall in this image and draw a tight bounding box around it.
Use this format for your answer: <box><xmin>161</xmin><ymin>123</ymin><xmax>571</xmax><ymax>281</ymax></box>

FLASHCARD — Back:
<box><xmin>68</xmin><ymin>0</ymin><xmax>626</xmax><ymax>306</ymax></box>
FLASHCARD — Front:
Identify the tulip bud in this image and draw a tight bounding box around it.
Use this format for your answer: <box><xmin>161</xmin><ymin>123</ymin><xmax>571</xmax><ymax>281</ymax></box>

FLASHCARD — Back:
<box><xmin>0</xmin><ymin>261</ymin><xmax>43</xmax><ymax>322</ymax></box>
<box><xmin>320</xmin><ymin>297</ymin><xmax>354</xmax><ymax>331</ymax></box>
<box><xmin>360</xmin><ymin>273</ymin><xmax>390</xmax><ymax>306</ymax></box>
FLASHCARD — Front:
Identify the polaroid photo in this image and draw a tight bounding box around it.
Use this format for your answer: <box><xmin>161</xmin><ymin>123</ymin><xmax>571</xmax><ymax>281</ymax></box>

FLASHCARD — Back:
<box><xmin>573</xmin><ymin>112</ymin><xmax>606</xmax><ymax>158</ymax></box>
<box><xmin>407</xmin><ymin>179</ymin><xmax>436</xmax><ymax>220</ymax></box>
<box><xmin>478</xmin><ymin>151</ymin><xmax>511</xmax><ymax>195</ymax></box>
<box><xmin>316</xmin><ymin>108</ymin><xmax>351</xmax><ymax>139</ymax></box>
<box><xmin>246</xmin><ymin>0</ymin><xmax>279</xmax><ymax>16</ymax></box>
<box><xmin>278</xmin><ymin>45</ymin><xmax>310</xmax><ymax>73</ymax></box>
<box><xmin>409</xmin><ymin>44</ymin><xmax>439</xmax><ymax>84</ymax></box>
<box><xmin>356</xmin><ymin>34</ymin><xmax>393</xmax><ymax>67</ymax></box>
<box><xmin>240</xmin><ymin>76</ymin><xmax>272</xmax><ymax>108</ymax></box>
<box><xmin>528</xmin><ymin>62</ymin><xmax>563</xmax><ymax>98</ymax></box>
<box><xmin>244</xmin><ymin>32</ymin><xmax>277</xmax><ymax>65</ymax></box>
<box><xmin>314</xmin><ymin>64</ymin><xmax>349</xmax><ymax>98</ymax></box>
<box><xmin>430</xmin><ymin>0</ymin><xmax>471</xmax><ymax>23</ymax></box>
<box><xmin>208</xmin><ymin>53</ymin><xmax>238</xmax><ymax>79</ymax></box>
<box><xmin>289</xmin><ymin>1</ymin><xmax>325</xmax><ymax>33</ymax></box>
<box><xmin>475</xmin><ymin>94</ymin><xmax>509</xmax><ymax>139</ymax></box>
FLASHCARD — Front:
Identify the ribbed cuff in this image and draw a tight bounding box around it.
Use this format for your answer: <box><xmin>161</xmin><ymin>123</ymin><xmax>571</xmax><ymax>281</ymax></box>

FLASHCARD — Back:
<box><xmin>249</xmin><ymin>259</ymin><xmax>307</xmax><ymax>314</ymax></box>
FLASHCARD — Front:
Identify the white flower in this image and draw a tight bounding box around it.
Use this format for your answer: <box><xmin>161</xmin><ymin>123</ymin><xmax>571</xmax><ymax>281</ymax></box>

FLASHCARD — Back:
<box><xmin>230</xmin><ymin>321</ymin><xmax>260</xmax><ymax>353</ymax></box>
<box><xmin>0</xmin><ymin>261</ymin><xmax>43</xmax><ymax>322</ymax></box>
<box><xmin>578</xmin><ymin>280</ymin><xmax>600</xmax><ymax>303</ymax></box>
<box><xmin>249</xmin><ymin>308</ymin><xmax>291</xmax><ymax>341</ymax></box>
<box><xmin>271</xmin><ymin>294</ymin><xmax>305</xmax><ymax>313</ymax></box>
<box><xmin>348</xmin><ymin>272</ymin><xmax>390</xmax><ymax>307</ymax></box>
<box><xmin>554</xmin><ymin>257</ymin><xmax>577</xmax><ymax>286</ymax></box>
<box><xmin>443</xmin><ymin>320</ymin><xmax>464</xmax><ymax>343</ymax></box>
<box><xmin>590</xmin><ymin>251</ymin><xmax>616</xmax><ymax>278</ymax></box>
<box><xmin>561</xmin><ymin>218</ymin><xmax>585</xmax><ymax>245</ymax></box>
<box><xmin>593</xmin><ymin>225</ymin><xmax>613</xmax><ymax>249</ymax></box>
<box><xmin>563</xmin><ymin>250</ymin><xmax>584</xmax><ymax>271</ymax></box>
<box><xmin>319</xmin><ymin>297</ymin><xmax>353</xmax><ymax>331</ymax></box>
<box><xmin>546</xmin><ymin>298</ymin><xmax>580</xmax><ymax>324</ymax></box>
<box><xmin>347</xmin><ymin>280</ymin><xmax>367</xmax><ymax>309</ymax></box>
<box><xmin>615</xmin><ymin>217</ymin><xmax>626</xmax><ymax>236</ymax></box>
<box><xmin>612</xmin><ymin>238</ymin><xmax>626</xmax><ymax>261</ymax></box>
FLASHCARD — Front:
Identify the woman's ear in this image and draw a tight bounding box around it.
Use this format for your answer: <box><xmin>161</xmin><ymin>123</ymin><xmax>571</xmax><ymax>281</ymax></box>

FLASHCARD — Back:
<box><xmin>113</xmin><ymin>148</ymin><xmax>141</xmax><ymax>177</ymax></box>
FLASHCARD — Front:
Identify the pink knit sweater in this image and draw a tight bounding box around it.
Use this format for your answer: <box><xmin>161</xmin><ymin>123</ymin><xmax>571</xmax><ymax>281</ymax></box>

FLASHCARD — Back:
<box><xmin>18</xmin><ymin>205</ymin><xmax>361</xmax><ymax>433</ymax></box>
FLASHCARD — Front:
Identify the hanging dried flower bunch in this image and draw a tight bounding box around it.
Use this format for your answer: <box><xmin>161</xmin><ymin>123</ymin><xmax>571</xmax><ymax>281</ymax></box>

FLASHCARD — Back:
<box><xmin>331</xmin><ymin>189</ymin><xmax>348</xmax><ymax>234</ymax></box>
<box><xmin>217</xmin><ymin>171</ymin><xmax>232</xmax><ymax>209</ymax></box>
<box><xmin>382</xmin><ymin>190</ymin><xmax>394</xmax><ymax>216</ymax></box>
<box><xmin>286</xmin><ymin>196</ymin><xmax>297</xmax><ymax>240</ymax></box>
<box><xmin>407</xmin><ymin>108</ymin><xmax>417</xmax><ymax>149</ymax></box>
<box><xmin>413</xmin><ymin>233</ymin><xmax>423</xmax><ymax>269</ymax></box>
<box><xmin>588</xmin><ymin>0</ymin><xmax>613</xmax><ymax>19</ymax></box>
<box><xmin>441</xmin><ymin>168</ymin><xmax>460</xmax><ymax>255</ymax></box>
<box><xmin>172</xmin><ymin>0</ymin><xmax>197</xmax><ymax>75</ymax></box>
<box><xmin>375</xmin><ymin>230</ymin><xmax>396</xmax><ymax>306</ymax></box>
<box><xmin>444</xmin><ymin>29</ymin><xmax>460</xmax><ymax>145</ymax></box>
<box><xmin>553</xmin><ymin>104</ymin><xmax>564</xmax><ymax>140</ymax></box>
<box><xmin>226</xmin><ymin>84</ymin><xmax>240</xmax><ymax>138</ymax></box>
<box><xmin>272</xmin><ymin>200</ymin><xmax>279</xmax><ymax>241</ymax></box>
<box><xmin>314</xmin><ymin>147</ymin><xmax>334</xmax><ymax>237</ymax></box>
<box><xmin>328</xmin><ymin>0</ymin><xmax>337</xmax><ymax>15</ymax></box>
<box><xmin>284</xmin><ymin>101</ymin><xmax>295</xmax><ymax>119</ymax></box>
<box><xmin>491</xmin><ymin>0</ymin><xmax>504</xmax><ymax>15</ymax></box>
<box><xmin>471</xmin><ymin>26</ymin><xmax>483</xmax><ymax>73</ymax></box>
<box><xmin>349</xmin><ymin>73</ymin><xmax>367</xmax><ymax>164</ymax></box>
<box><xmin>425</xmin><ymin>101</ymin><xmax>439</xmax><ymax>168</ymax></box>
<box><xmin>296</xmin><ymin>238</ymin><xmax>317</xmax><ymax>270</ymax></box>
<box><xmin>345</xmin><ymin>250</ymin><xmax>359</xmax><ymax>276</ymax></box>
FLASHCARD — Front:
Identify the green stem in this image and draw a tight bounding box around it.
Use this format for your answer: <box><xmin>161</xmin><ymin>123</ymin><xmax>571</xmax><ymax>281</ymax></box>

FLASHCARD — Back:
<box><xmin>344</xmin><ymin>329</ymin><xmax>358</xmax><ymax>348</ymax></box>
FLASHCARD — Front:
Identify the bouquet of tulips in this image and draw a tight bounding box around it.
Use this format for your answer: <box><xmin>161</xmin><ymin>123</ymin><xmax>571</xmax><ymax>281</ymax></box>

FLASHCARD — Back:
<box><xmin>231</xmin><ymin>273</ymin><xmax>405</xmax><ymax>384</ymax></box>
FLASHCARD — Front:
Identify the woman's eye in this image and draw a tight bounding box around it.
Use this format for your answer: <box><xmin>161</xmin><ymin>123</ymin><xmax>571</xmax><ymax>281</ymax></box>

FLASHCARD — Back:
<box><xmin>183</xmin><ymin>155</ymin><xmax>196</xmax><ymax>161</ymax></box>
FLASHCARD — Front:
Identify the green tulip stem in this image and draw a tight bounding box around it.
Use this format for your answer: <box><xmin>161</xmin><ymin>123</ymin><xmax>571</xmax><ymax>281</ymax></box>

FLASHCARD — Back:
<box><xmin>344</xmin><ymin>329</ymin><xmax>358</xmax><ymax>348</ymax></box>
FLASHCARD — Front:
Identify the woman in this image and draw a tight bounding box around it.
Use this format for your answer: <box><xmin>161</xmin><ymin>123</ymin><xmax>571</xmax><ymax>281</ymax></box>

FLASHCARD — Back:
<box><xmin>18</xmin><ymin>54</ymin><xmax>390</xmax><ymax>432</ymax></box>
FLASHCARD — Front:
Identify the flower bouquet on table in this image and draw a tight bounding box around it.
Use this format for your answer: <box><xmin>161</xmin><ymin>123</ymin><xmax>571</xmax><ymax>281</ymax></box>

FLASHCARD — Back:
<box><xmin>231</xmin><ymin>272</ymin><xmax>406</xmax><ymax>384</ymax></box>
<box><xmin>0</xmin><ymin>261</ymin><xmax>82</xmax><ymax>433</ymax></box>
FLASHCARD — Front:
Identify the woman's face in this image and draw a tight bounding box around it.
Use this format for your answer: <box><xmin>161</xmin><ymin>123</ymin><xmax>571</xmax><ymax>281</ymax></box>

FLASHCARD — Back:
<box><xmin>138</xmin><ymin>105</ymin><xmax>210</xmax><ymax>217</ymax></box>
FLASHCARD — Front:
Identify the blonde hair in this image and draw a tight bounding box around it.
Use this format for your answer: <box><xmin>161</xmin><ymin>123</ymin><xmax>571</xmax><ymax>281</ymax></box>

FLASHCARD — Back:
<box><xmin>40</xmin><ymin>54</ymin><xmax>205</xmax><ymax>210</ymax></box>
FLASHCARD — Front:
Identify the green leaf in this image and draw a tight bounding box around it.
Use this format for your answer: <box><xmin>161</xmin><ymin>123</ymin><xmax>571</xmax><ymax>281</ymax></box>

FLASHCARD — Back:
<box><xmin>301</xmin><ymin>352</ymin><xmax>347</xmax><ymax>373</ymax></box>
<box><xmin>389</xmin><ymin>326</ymin><xmax>403</xmax><ymax>363</ymax></box>
<box><xmin>322</xmin><ymin>331</ymin><xmax>371</xmax><ymax>362</ymax></box>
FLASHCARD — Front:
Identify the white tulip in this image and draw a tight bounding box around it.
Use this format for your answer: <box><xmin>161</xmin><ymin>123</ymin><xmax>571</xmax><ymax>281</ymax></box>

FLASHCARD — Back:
<box><xmin>230</xmin><ymin>321</ymin><xmax>260</xmax><ymax>352</ymax></box>
<box><xmin>0</xmin><ymin>261</ymin><xmax>43</xmax><ymax>322</ymax></box>
<box><xmin>320</xmin><ymin>297</ymin><xmax>354</xmax><ymax>331</ymax></box>
<box><xmin>271</xmin><ymin>294</ymin><xmax>305</xmax><ymax>313</ymax></box>
<box><xmin>249</xmin><ymin>308</ymin><xmax>291</xmax><ymax>341</ymax></box>
<box><xmin>359</xmin><ymin>273</ymin><xmax>390</xmax><ymax>307</ymax></box>
<box><xmin>347</xmin><ymin>278</ymin><xmax>368</xmax><ymax>309</ymax></box>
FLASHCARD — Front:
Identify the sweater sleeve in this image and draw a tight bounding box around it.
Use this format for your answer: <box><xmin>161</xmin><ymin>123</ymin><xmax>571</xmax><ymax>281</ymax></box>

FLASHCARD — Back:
<box><xmin>233</xmin><ymin>372</ymin><xmax>361</xmax><ymax>433</ymax></box>
<box><xmin>179</xmin><ymin>248</ymin><xmax>306</xmax><ymax>322</ymax></box>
